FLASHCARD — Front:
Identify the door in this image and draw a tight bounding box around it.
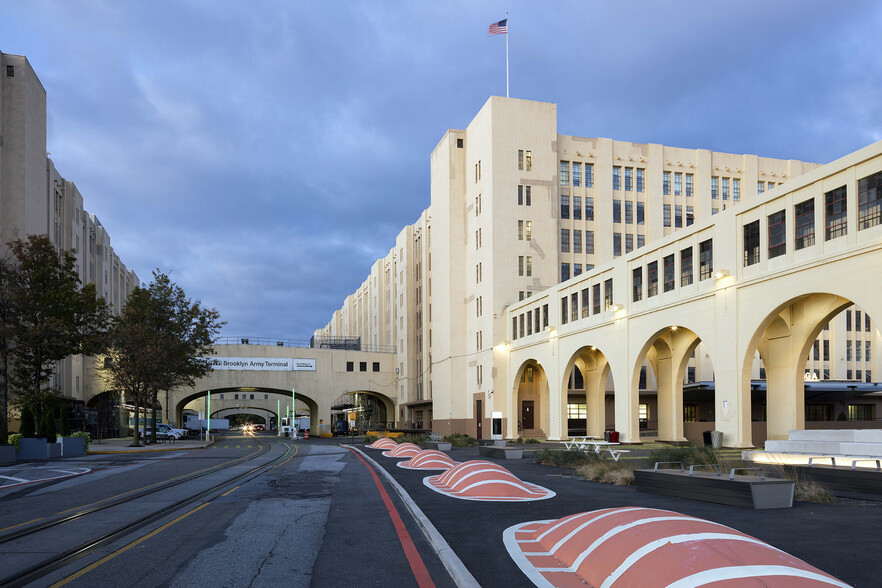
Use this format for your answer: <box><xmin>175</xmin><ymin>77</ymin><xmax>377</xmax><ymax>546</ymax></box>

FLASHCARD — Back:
<box><xmin>522</xmin><ymin>400</ymin><xmax>534</xmax><ymax>430</ymax></box>
<box><xmin>476</xmin><ymin>399</ymin><xmax>483</xmax><ymax>440</ymax></box>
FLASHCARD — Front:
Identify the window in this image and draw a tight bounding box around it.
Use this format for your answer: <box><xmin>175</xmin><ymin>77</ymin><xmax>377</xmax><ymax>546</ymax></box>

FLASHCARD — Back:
<box><xmin>561</xmin><ymin>263</ymin><xmax>570</xmax><ymax>282</ymax></box>
<box><xmin>636</xmin><ymin>168</ymin><xmax>645</xmax><ymax>192</ymax></box>
<box><xmin>858</xmin><ymin>170</ymin><xmax>882</xmax><ymax>229</ymax></box>
<box><xmin>849</xmin><ymin>404</ymin><xmax>875</xmax><ymax>421</ymax></box>
<box><xmin>663</xmin><ymin>204</ymin><xmax>671</xmax><ymax>227</ymax></box>
<box><xmin>518</xmin><ymin>220</ymin><xmax>524</xmax><ymax>240</ymax></box>
<box><xmin>867</xmin><ymin>312</ymin><xmax>872</xmax><ymax>332</ymax></box>
<box><xmin>586</xmin><ymin>231</ymin><xmax>594</xmax><ymax>254</ymax></box>
<box><xmin>636</xmin><ymin>202</ymin><xmax>645</xmax><ymax>225</ymax></box>
<box><xmin>518</xmin><ymin>185</ymin><xmax>523</xmax><ymax>205</ymax></box>
<box><xmin>686</xmin><ymin>173</ymin><xmax>694</xmax><ymax>197</ymax></box>
<box><xmin>639</xmin><ymin>404</ymin><xmax>649</xmax><ymax>429</ymax></box>
<box><xmin>6</xmin><ymin>65</ymin><xmax>13</xmax><ymax>77</ymax></box>
<box><xmin>856</xmin><ymin>339</ymin><xmax>862</xmax><ymax>362</ymax></box>
<box><xmin>518</xmin><ymin>317</ymin><xmax>524</xmax><ymax>339</ymax></box>
<box><xmin>574</xmin><ymin>263</ymin><xmax>582</xmax><ymax>276</ymax></box>
<box><xmin>823</xmin><ymin>339</ymin><xmax>830</xmax><ymax>361</ymax></box>
<box><xmin>360</xmin><ymin>362</ymin><xmax>367</xmax><ymax>371</ymax></box>
<box><xmin>518</xmin><ymin>150</ymin><xmax>524</xmax><ymax>170</ymax></box>
<box><xmin>613</xmin><ymin>233</ymin><xmax>622</xmax><ymax>257</ymax></box>
<box><xmin>572</xmin><ymin>162</ymin><xmax>582</xmax><ymax>187</ymax></box>
<box><xmin>513</xmin><ymin>316</ymin><xmax>518</xmax><ymax>338</ymax></box>
<box><xmin>573</xmin><ymin>230</ymin><xmax>582</xmax><ymax>253</ymax></box>
<box><xmin>592</xmin><ymin>283</ymin><xmax>601</xmax><ymax>314</ymax></box>
<box><xmin>825</xmin><ymin>185</ymin><xmax>847</xmax><ymax>240</ymax></box>
<box><xmin>561</xmin><ymin>296</ymin><xmax>568</xmax><ymax>324</ymax></box>
<box><xmin>733</xmin><ymin>178</ymin><xmax>740</xmax><ymax>201</ymax></box>
<box><xmin>674</xmin><ymin>205</ymin><xmax>682</xmax><ymax>228</ymax></box>
<box><xmin>525</xmin><ymin>185</ymin><xmax>531</xmax><ymax>206</ymax></box>
<box><xmin>637</xmin><ymin>234</ymin><xmax>645</xmax><ymax>248</ymax></box>
<box><xmin>744</xmin><ymin>220</ymin><xmax>760</xmax><ymax>266</ymax></box>
<box><xmin>535</xmin><ymin>308</ymin><xmax>541</xmax><ymax>333</ymax></box>
<box><xmin>758</xmin><ymin>181</ymin><xmax>764</xmax><ymax>194</ymax></box>
<box><xmin>526</xmin><ymin>220</ymin><xmax>532</xmax><ymax>240</ymax></box>
<box><xmin>457</xmin><ymin>138</ymin><xmax>463</xmax><ymax>148</ymax></box>
<box><xmin>604</xmin><ymin>278</ymin><xmax>614</xmax><ymax>310</ymax></box>
<box><xmin>543</xmin><ymin>303</ymin><xmax>549</xmax><ymax>328</ymax></box>
<box><xmin>686</xmin><ymin>206</ymin><xmax>694</xmax><ymax>226</ymax></box>
<box><xmin>625</xmin><ymin>167</ymin><xmax>633</xmax><ymax>191</ymax></box>
<box><xmin>663</xmin><ymin>171</ymin><xmax>671</xmax><ymax>195</ymax></box>
<box><xmin>699</xmin><ymin>239</ymin><xmax>713</xmax><ymax>280</ymax></box>
<box><xmin>813</xmin><ymin>340</ymin><xmax>820</xmax><ymax>360</ymax></box>
<box><xmin>585</xmin><ymin>163</ymin><xmax>594</xmax><ymax>187</ymax></box>
<box><xmin>519</xmin><ymin>256</ymin><xmax>524</xmax><ymax>276</ymax></box>
<box><xmin>663</xmin><ymin>254</ymin><xmax>675</xmax><ymax>292</ymax></box>
<box><xmin>561</xmin><ymin>229</ymin><xmax>570</xmax><ymax>253</ymax></box>
<box><xmin>573</xmin><ymin>196</ymin><xmax>582</xmax><ymax>220</ymax></box>
<box><xmin>632</xmin><ymin>267</ymin><xmax>643</xmax><ymax>302</ymax></box>
<box><xmin>526</xmin><ymin>151</ymin><xmax>532</xmax><ymax>171</ymax></box>
<box><xmin>648</xmin><ymin>261</ymin><xmax>659</xmax><ymax>297</ymax></box>
<box><xmin>346</xmin><ymin>361</ymin><xmax>354</xmax><ymax>372</ymax></box>
<box><xmin>674</xmin><ymin>173</ymin><xmax>682</xmax><ymax>196</ymax></box>
<box><xmin>373</xmin><ymin>362</ymin><xmax>380</xmax><ymax>372</ymax></box>
<box><xmin>568</xmin><ymin>403</ymin><xmax>587</xmax><ymax>419</ymax></box>
<box><xmin>684</xmin><ymin>405</ymin><xmax>697</xmax><ymax>422</ymax></box>
<box><xmin>526</xmin><ymin>256</ymin><xmax>532</xmax><ymax>276</ymax></box>
<box><xmin>846</xmin><ymin>310</ymin><xmax>852</xmax><ymax>331</ymax></box>
<box><xmin>560</xmin><ymin>161</ymin><xmax>570</xmax><ymax>185</ymax></box>
<box><xmin>625</xmin><ymin>234</ymin><xmax>633</xmax><ymax>253</ymax></box>
<box><xmin>585</xmin><ymin>197</ymin><xmax>594</xmax><ymax>221</ymax></box>
<box><xmin>571</xmin><ymin>293</ymin><xmax>579</xmax><ymax>322</ymax></box>
<box><xmin>582</xmin><ymin>288</ymin><xmax>590</xmax><ymax>318</ymax></box>
<box><xmin>561</xmin><ymin>195</ymin><xmax>570</xmax><ymax>219</ymax></box>
<box><xmin>625</xmin><ymin>201</ymin><xmax>633</xmax><ymax>224</ymax></box>
<box><xmin>681</xmin><ymin>247</ymin><xmax>693</xmax><ymax>286</ymax></box>
<box><xmin>768</xmin><ymin>210</ymin><xmax>786</xmax><ymax>258</ymax></box>
<box><xmin>711</xmin><ymin>176</ymin><xmax>719</xmax><ymax>199</ymax></box>
<box><xmin>847</xmin><ymin>340</ymin><xmax>853</xmax><ymax>362</ymax></box>
<box><xmin>613</xmin><ymin>166</ymin><xmax>621</xmax><ymax>190</ymax></box>
<box><xmin>722</xmin><ymin>177</ymin><xmax>729</xmax><ymax>200</ymax></box>
<box><xmin>613</xmin><ymin>200</ymin><xmax>621</xmax><ymax>223</ymax></box>
<box><xmin>712</xmin><ymin>207</ymin><xmax>719</xmax><ymax>215</ymax></box>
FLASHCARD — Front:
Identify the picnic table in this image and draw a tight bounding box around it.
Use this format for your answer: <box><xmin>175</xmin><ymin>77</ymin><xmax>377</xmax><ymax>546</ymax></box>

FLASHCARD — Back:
<box><xmin>564</xmin><ymin>437</ymin><xmax>630</xmax><ymax>461</ymax></box>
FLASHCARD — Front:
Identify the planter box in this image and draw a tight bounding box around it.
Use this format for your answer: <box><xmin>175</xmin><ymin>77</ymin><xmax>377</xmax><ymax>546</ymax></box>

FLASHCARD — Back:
<box><xmin>17</xmin><ymin>438</ymin><xmax>48</xmax><ymax>460</ymax></box>
<box><xmin>60</xmin><ymin>437</ymin><xmax>86</xmax><ymax>456</ymax></box>
<box><xmin>47</xmin><ymin>442</ymin><xmax>62</xmax><ymax>458</ymax></box>
<box><xmin>0</xmin><ymin>444</ymin><xmax>15</xmax><ymax>465</ymax></box>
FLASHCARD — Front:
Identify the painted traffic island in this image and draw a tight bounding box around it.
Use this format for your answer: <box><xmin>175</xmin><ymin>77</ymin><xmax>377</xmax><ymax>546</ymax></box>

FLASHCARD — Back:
<box><xmin>423</xmin><ymin>459</ymin><xmax>555</xmax><ymax>502</ymax></box>
<box><xmin>397</xmin><ymin>449</ymin><xmax>459</xmax><ymax>470</ymax></box>
<box><xmin>503</xmin><ymin>506</ymin><xmax>848</xmax><ymax>587</ymax></box>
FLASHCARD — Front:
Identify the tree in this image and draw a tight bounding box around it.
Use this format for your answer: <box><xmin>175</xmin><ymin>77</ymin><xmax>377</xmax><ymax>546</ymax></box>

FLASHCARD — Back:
<box><xmin>19</xmin><ymin>405</ymin><xmax>35</xmax><ymax>438</ymax></box>
<box><xmin>101</xmin><ymin>271</ymin><xmax>223</xmax><ymax>446</ymax></box>
<box><xmin>8</xmin><ymin>235</ymin><xmax>110</xmax><ymax>425</ymax></box>
<box><xmin>0</xmin><ymin>251</ymin><xmax>21</xmax><ymax>444</ymax></box>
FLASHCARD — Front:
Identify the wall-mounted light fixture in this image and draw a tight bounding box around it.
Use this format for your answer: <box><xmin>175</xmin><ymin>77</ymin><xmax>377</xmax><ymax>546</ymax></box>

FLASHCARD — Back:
<box><xmin>714</xmin><ymin>269</ymin><xmax>730</xmax><ymax>279</ymax></box>
<box><xmin>609</xmin><ymin>304</ymin><xmax>624</xmax><ymax>312</ymax></box>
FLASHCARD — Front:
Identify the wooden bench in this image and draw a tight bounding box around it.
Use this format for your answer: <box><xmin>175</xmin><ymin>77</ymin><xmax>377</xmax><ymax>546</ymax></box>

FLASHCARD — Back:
<box><xmin>634</xmin><ymin>462</ymin><xmax>795</xmax><ymax>509</ymax></box>
<box><xmin>788</xmin><ymin>458</ymin><xmax>882</xmax><ymax>495</ymax></box>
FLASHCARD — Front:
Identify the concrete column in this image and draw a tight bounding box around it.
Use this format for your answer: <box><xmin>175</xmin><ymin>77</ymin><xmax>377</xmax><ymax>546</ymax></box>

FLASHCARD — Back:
<box><xmin>584</xmin><ymin>364</ymin><xmax>607</xmax><ymax>438</ymax></box>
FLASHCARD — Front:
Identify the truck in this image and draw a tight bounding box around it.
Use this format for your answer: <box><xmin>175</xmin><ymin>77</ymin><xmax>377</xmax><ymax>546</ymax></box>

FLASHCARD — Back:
<box><xmin>184</xmin><ymin>415</ymin><xmax>229</xmax><ymax>431</ymax></box>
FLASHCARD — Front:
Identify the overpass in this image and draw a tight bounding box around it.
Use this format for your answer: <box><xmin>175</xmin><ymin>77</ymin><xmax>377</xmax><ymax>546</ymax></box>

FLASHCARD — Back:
<box><xmin>503</xmin><ymin>141</ymin><xmax>882</xmax><ymax>447</ymax></box>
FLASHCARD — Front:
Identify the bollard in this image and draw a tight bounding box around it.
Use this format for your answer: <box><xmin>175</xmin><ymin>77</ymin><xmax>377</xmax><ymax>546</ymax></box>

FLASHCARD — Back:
<box><xmin>304</xmin><ymin>429</ymin><xmax>309</xmax><ymax>440</ymax></box>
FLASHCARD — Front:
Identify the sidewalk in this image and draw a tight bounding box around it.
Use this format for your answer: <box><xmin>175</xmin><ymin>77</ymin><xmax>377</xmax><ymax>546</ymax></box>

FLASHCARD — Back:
<box><xmin>87</xmin><ymin>436</ymin><xmax>213</xmax><ymax>454</ymax></box>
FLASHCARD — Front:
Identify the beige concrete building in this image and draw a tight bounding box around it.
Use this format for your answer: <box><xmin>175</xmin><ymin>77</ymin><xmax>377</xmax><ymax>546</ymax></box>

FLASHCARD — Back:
<box><xmin>318</xmin><ymin>96</ymin><xmax>881</xmax><ymax>440</ymax></box>
<box><xmin>2</xmin><ymin>52</ymin><xmax>139</xmax><ymax>432</ymax></box>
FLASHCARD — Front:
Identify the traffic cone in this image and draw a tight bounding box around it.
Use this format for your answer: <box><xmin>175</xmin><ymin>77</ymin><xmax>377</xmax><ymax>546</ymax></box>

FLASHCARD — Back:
<box><xmin>304</xmin><ymin>429</ymin><xmax>309</xmax><ymax>440</ymax></box>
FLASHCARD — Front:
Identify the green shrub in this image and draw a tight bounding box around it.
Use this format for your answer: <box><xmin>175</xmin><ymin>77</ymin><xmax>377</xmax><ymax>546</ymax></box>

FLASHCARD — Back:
<box><xmin>526</xmin><ymin>437</ymin><xmax>541</xmax><ymax>444</ymax></box>
<box><xmin>533</xmin><ymin>448</ymin><xmax>599</xmax><ymax>468</ymax></box>
<box><xmin>648</xmin><ymin>444</ymin><xmax>719</xmax><ymax>468</ymax></box>
<box><xmin>20</xmin><ymin>406</ymin><xmax>35</xmax><ymax>438</ymax></box>
<box><xmin>363</xmin><ymin>433</ymin><xmax>378</xmax><ymax>446</ymax></box>
<box><xmin>443</xmin><ymin>433</ymin><xmax>477</xmax><ymax>447</ymax></box>
<box><xmin>71</xmin><ymin>430</ymin><xmax>90</xmax><ymax>449</ymax></box>
<box><xmin>7</xmin><ymin>433</ymin><xmax>22</xmax><ymax>451</ymax></box>
<box><xmin>398</xmin><ymin>434</ymin><xmax>429</xmax><ymax>445</ymax></box>
<box><xmin>578</xmin><ymin>461</ymin><xmax>635</xmax><ymax>485</ymax></box>
<box><xmin>775</xmin><ymin>465</ymin><xmax>836</xmax><ymax>504</ymax></box>
<box><xmin>513</xmin><ymin>437</ymin><xmax>524</xmax><ymax>444</ymax></box>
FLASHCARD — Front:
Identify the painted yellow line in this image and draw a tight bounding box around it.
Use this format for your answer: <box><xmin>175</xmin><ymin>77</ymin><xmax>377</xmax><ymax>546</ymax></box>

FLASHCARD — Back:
<box><xmin>49</xmin><ymin>502</ymin><xmax>211</xmax><ymax>588</ymax></box>
<box><xmin>0</xmin><ymin>516</ymin><xmax>45</xmax><ymax>534</ymax></box>
<box><xmin>220</xmin><ymin>485</ymin><xmax>240</xmax><ymax>497</ymax></box>
<box><xmin>272</xmin><ymin>445</ymin><xmax>299</xmax><ymax>468</ymax></box>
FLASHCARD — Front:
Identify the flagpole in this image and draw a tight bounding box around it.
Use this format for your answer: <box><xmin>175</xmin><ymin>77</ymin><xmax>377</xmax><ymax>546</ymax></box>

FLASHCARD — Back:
<box><xmin>505</xmin><ymin>11</ymin><xmax>509</xmax><ymax>98</ymax></box>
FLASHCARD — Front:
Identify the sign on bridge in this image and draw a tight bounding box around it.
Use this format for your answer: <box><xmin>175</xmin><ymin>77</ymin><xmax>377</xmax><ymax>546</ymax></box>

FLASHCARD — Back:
<box><xmin>205</xmin><ymin>357</ymin><xmax>317</xmax><ymax>371</ymax></box>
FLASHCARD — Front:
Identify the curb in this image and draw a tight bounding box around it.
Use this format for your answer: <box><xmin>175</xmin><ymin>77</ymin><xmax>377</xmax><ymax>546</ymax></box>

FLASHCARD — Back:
<box><xmin>348</xmin><ymin>445</ymin><xmax>480</xmax><ymax>588</ymax></box>
<box><xmin>88</xmin><ymin>442</ymin><xmax>214</xmax><ymax>455</ymax></box>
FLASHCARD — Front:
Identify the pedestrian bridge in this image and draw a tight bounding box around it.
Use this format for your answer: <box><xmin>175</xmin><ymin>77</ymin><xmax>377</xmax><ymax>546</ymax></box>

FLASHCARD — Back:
<box><xmin>504</xmin><ymin>140</ymin><xmax>882</xmax><ymax>447</ymax></box>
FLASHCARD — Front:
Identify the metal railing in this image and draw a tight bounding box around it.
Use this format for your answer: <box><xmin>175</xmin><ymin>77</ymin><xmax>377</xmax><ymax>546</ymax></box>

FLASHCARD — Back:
<box><xmin>212</xmin><ymin>336</ymin><xmax>397</xmax><ymax>354</ymax></box>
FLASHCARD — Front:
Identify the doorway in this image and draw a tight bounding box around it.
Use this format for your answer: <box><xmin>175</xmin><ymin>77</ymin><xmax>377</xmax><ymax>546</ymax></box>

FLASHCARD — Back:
<box><xmin>475</xmin><ymin>399</ymin><xmax>483</xmax><ymax>439</ymax></box>
<box><xmin>522</xmin><ymin>400</ymin><xmax>534</xmax><ymax>430</ymax></box>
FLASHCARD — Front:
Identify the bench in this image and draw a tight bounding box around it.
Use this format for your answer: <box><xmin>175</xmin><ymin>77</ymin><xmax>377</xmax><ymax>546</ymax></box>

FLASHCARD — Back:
<box><xmin>786</xmin><ymin>459</ymin><xmax>882</xmax><ymax>495</ymax></box>
<box><xmin>605</xmin><ymin>448</ymin><xmax>630</xmax><ymax>461</ymax></box>
<box><xmin>634</xmin><ymin>462</ymin><xmax>795</xmax><ymax>509</ymax></box>
<box><xmin>423</xmin><ymin>432</ymin><xmax>452</xmax><ymax>451</ymax></box>
<box><xmin>478</xmin><ymin>445</ymin><xmax>523</xmax><ymax>459</ymax></box>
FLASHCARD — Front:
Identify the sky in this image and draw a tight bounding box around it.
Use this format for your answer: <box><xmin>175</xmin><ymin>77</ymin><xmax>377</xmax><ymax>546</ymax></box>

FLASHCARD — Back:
<box><xmin>1</xmin><ymin>1</ymin><xmax>880</xmax><ymax>342</ymax></box>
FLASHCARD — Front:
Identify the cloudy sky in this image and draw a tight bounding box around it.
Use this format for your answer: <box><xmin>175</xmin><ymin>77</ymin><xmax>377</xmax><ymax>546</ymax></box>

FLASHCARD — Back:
<box><xmin>2</xmin><ymin>1</ymin><xmax>880</xmax><ymax>341</ymax></box>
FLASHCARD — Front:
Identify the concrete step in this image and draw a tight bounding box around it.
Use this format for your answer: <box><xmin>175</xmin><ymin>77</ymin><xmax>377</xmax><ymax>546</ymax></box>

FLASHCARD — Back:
<box><xmin>840</xmin><ymin>442</ymin><xmax>882</xmax><ymax>458</ymax></box>
<box><xmin>789</xmin><ymin>430</ymin><xmax>858</xmax><ymax>442</ymax></box>
<box><xmin>765</xmin><ymin>440</ymin><xmax>844</xmax><ymax>454</ymax></box>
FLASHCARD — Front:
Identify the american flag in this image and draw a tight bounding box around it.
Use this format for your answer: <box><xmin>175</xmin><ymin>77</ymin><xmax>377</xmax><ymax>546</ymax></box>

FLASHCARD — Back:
<box><xmin>488</xmin><ymin>19</ymin><xmax>507</xmax><ymax>36</ymax></box>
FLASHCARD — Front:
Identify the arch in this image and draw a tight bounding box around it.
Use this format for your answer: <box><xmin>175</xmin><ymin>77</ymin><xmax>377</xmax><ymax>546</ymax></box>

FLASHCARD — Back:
<box><xmin>175</xmin><ymin>386</ymin><xmax>321</xmax><ymax>432</ymax></box>
<box><xmin>330</xmin><ymin>390</ymin><xmax>394</xmax><ymax>432</ymax></box>
<box><xmin>561</xmin><ymin>346</ymin><xmax>612</xmax><ymax>439</ymax></box>
<box><xmin>511</xmin><ymin>359</ymin><xmax>551</xmax><ymax>439</ymax></box>
<box><xmin>211</xmin><ymin>407</ymin><xmax>277</xmax><ymax>427</ymax></box>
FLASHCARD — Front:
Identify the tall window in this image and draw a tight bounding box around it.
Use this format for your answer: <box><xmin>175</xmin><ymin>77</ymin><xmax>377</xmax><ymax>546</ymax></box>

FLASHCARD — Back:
<box><xmin>637</xmin><ymin>201</ymin><xmax>645</xmax><ymax>225</ymax></box>
<box><xmin>581</xmin><ymin>288</ymin><xmax>590</xmax><ymax>318</ymax></box>
<box><xmin>625</xmin><ymin>233</ymin><xmax>633</xmax><ymax>253</ymax></box>
<box><xmin>604</xmin><ymin>278</ymin><xmax>614</xmax><ymax>310</ymax></box>
<box><xmin>663</xmin><ymin>254</ymin><xmax>675</xmax><ymax>292</ymax></box>
<box><xmin>561</xmin><ymin>263</ymin><xmax>570</xmax><ymax>282</ymax></box>
<box><xmin>663</xmin><ymin>204</ymin><xmax>671</xmax><ymax>227</ymax></box>
<box><xmin>525</xmin><ymin>220</ymin><xmax>532</xmax><ymax>240</ymax></box>
<box><xmin>526</xmin><ymin>256</ymin><xmax>532</xmax><ymax>276</ymax></box>
<box><xmin>561</xmin><ymin>295</ymin><xmax>568</xmax><ymax>324</ymax></box>
<box><xmin>525</xmin><ymin>150</ymin><xmax>532</xmax><ymax>171</ymax></box>
<box><xmin>794</xmin><ymin>198</ymin><xmax>814</xmax><ymax>250</ymax></box>
<box><xmin>858</xmin><ymin>170</ymin><xmax>881</xmax><ymax>229</ymax></box>
<box><xmin>733</xmin><ymin>178</ymin><xmax>740</xmax><ymax>201</ymax></box>
<box><xmin>711</xmin><ymin>176</ymin><xmax>719</xmax><ymax>199</ymax></box>
<box><xmin>636</xmin><ymin>168</ymin><xmax>645</xmax><ymax>192</ymax></box>
<box><xmin>758</xmin><ymin>181</ymin><xmax>764</xmax><ymax>194</ymax></box>
<box><xmin>573</xmin><ymin>230</ymin><xmax>582</xmax><ymax>253</ymax></box>
<box><xmin>572</xmin><ymin>162</ymin><xmax>582</xmax><ymax>187</ymax></box>
<box><xmin>680</xmin><ymin>246</ymin><xmax>693</xmax><ymax>286</ymax></box>
<box><xmin>585</xmin><ymin>163</ymin><xmax>594</xmax><ymax>187</ymax></box>
<box><xmin>592</xmin><ymin>284</ymin><xmax>601</xmax><ymax>315</ymax></box>
<box><xmin>625</xmin><ymin>167</ymin><xmax>633</xmax><ymax>191</ymax></box>
<box><xmin>647</xmin><ymin>261</ymin><xmax>659</xmax><ymax>297</ymax></box>
<box><xmin>625</xmin><ymin>201</ymin><xmax>633</xmax><ymax>224</ymax></box>
<box><xmin>573</xmin><ymin>264</ymin><xmax>582</xmax><ymax>276</ymax></box>
<box><xmin>674</xmin><ymin>173</ymin><xmax>682</xmax><ymax>196</ymax></box>
<box><xmin>613</xmin><ymin>166</ymin><xmax>622</xmax><ymax>190</ymax></box>
<box><xmin>663</xmin><ymin>171</ymin><xmax>671</xmax><ymax>195</ymax></box>
<box><xmin>571</xmin><ymin>293</ymin><xmax>579</xmax><ymax>322</ymax></box>
<box><xmin>613</xmin><ymin>200</ymin><xmax>622</xmax><ymax>223</ymax></box>
<box><xmin>699</xmin><ymin>239</ymin><xmax>713</xmax><ymax>280</ymax></box>
<box><xmin>518</xmin><ymin>150</ymin><xmax>524</xmax><ymax>170</ymax></box>
<box><xmin>586</xmin><ymin>231</ymin><xmax>594</xmax><ymax>254</ymax></box>
<box><xmin>722</xmin><ymin>177</ymin><xmax>729</xmax><ymax>200</ymax></box>
<box><xmin>518</xmin><ymin>220</ymin><xmax>524</xmax><ymax>240</ymax></box>
<box><xmin>744</xmin><ymin>220</ymin><xmax>760</xmax><ymax>266</ymax></box>
<box><xmin>686</xmin><ymin>206</ymin><xmax>694</xmax><ymax>226</ymax></box>
<box><xmin>573</xmin><ymin>196</ymin><xmax>582</xmax><ymax>220</ymax></box>
<box><xmin>632</xmin><ymin>267</ymin><xmax>643</xmax><ymax>302</ymax></box>
<box><xmin>561</xmin><ymin>229</ymin><xmax>570</xmax><ymax>253</ymax></box>
<box><xmin>561</xmin><ymin>195</ymin><xmax>570</xmax><ymax>219</ymax></box>
<box><xmin>560</xmin><ymin>161</ymin><xmax>570</xmax><ymax>185</ymax></box>
<box><xmin>825</xmin><ymin>185</ymin><xmax>847</xmax><ymax>240</ymax></box>
<box><xmin>543</xmin><ymin>303</ymin><xmax>548</xmax><ymax>329</ymax></box>
<box><xmin>586</xmin><ymin>197</ymin><xmax>594</xmax><ymax>221</ymax></box>
<box><xmin>686</xmin><ymin>173</ymin><xmax>694</xmax><ymax>197</ymax></box>
<box><xmin>519</xmin><ymin>256</ymin><xmax>524</xmax><ymax>276</ymax></box>
<box><xmin>674</xmin><ymin>205</ymin><xmax>683</xmax><ymax>228</ymax></box>
<box><xmin>637</xmin><ymin>234</ymin><xmax>645</xmax><ymax>248</ymax></box>
<box><xmin>768</xmin><ymin>209</ymin><xmax>786</xmax><ymax>258</ymax></box>
<box><xmin>613</xmin><ymin>233</ymin><xmax>622</xmax><ymax>257</ymax></box>
<box><xmin>525</xmin><ymin>185</ymin><xmax>531</xmax><ymax>206</ymax></box>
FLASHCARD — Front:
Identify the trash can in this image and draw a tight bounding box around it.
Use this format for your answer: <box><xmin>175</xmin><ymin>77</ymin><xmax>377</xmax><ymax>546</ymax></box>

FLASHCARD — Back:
<box><xmin>609</xmin><ymin>431</ymin><xmax>620</xmax><ymax>443</ymax></box>
<box><xmin>710</xmin><ymin>431</ymin><xmax>723</xmax><ymax>449</ymax></box>
<box><xmin>702</xmin><ymin>430</ymin><xmax>713</xmax><ymax>446</ymax></box>
<box><xmin>604</xmin><ymin>430</ymin><xmax>611</xmax><ymax>442</ymax></box>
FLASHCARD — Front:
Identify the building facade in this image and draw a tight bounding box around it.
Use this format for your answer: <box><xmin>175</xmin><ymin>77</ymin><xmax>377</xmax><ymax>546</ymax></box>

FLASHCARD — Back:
<box><xmin>318</xmin><ymin>96</ymin><xmax>881</xmax><ymax>439</ymax></box>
